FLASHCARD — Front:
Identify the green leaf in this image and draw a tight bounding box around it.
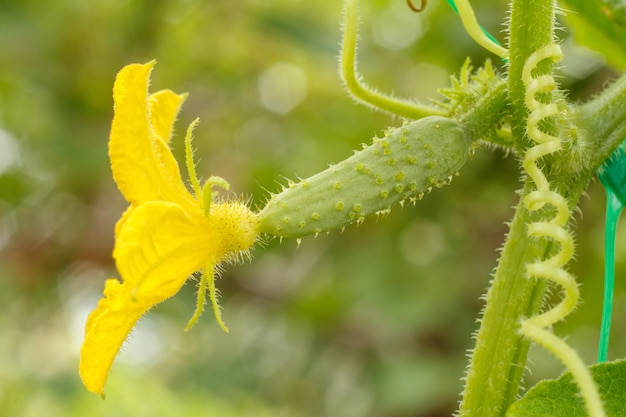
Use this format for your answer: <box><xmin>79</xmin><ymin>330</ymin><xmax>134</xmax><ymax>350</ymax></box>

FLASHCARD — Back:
<box><xmin>505</xmin><ymin>360</ymin><xmax>626</xmax><ymax>417</ymax></box>
<box><xmin>561</xmin><ymin>0</ymin><xmax>626</xmax><ymax>70</ymax></box>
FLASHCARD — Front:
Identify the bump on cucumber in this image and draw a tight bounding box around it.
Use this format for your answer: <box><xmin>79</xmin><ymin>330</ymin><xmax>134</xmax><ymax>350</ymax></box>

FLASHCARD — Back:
<box><xmin>259</xmin><ymin>116</ymin><xmax>470</xmax><ymax>237</ymax></box>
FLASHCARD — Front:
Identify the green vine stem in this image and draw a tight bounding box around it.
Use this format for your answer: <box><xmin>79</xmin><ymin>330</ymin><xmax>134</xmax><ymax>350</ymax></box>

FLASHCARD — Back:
<box><xmin>458</xmin><ymin>0</ymin><xmax>567</xmax><ymax>416</ymax></box>
<box><xmin>458</xmin><ymin>190</ymin><xmax>553</xmax><ymax>417</ymax></box>
<box><xmin>577</xmin><ymin>74</ymin><xmax>626</xmax><ymax>170</ymax></box>
<box><xmin>454</xmin><ymin>71</ymin><xmax>626</xmax><ymax>417</ymax></box>
<box><xmin>456</xmin><ymin>0</ymin><xmax>626</xmax><ymax>415</ymax></box>
<box><xmin>507</xmin><ymin>0</ymin><xmax>556</xmax><ymax>147</ymax></box>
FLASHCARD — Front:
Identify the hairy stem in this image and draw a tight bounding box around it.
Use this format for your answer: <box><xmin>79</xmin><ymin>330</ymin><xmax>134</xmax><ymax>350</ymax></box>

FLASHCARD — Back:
<box><xmin>577</xmin><ymin>73</ymin><xmax>626</xmax><ymax>172</ymax></box>
<box><xmin>458</xmin><ymin>182</ymin><xmax>548</xmax><ymax>417</ymax></box>
<box><xmin>507</xmin><ymin>0</ymin><xmax>556</xmax><ymax>147</ymax></box>
<box><xmin>458</xmin><ymin>1</ymin><xmax>559</xmax><ymax>416</ymax></box>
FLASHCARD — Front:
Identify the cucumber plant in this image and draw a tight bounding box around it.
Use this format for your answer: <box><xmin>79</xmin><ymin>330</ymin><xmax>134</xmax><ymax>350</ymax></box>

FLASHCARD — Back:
<box><xmin>87</xmin><ymin>0</ymin><xmax>626</xmax><ymax>415</ymax></box>
<box><xmin>254</xmin><ymin>0</ymin><xmax>626</xmax><ymax>416</ymax></box>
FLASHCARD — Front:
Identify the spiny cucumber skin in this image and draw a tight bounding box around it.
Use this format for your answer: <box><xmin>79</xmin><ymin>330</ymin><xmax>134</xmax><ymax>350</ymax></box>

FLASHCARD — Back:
<box><xmin>258</xmin><ymin>116</ymin><xmax>469</xmax><ymax>237</ymax></box>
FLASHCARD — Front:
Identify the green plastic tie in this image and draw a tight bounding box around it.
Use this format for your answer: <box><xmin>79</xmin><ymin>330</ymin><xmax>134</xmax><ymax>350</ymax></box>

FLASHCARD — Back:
<box><xmin>597</xmin><ymin>141</ymin><xmax>626</xmax><ymax>362</ymax></box>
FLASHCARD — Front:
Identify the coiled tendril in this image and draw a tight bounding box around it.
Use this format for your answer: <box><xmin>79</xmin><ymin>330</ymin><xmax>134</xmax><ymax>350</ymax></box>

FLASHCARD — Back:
<box><xmin>520</xmin><ymin>44</ymin><xmax>606</xmax><ymax>417</ymax></box>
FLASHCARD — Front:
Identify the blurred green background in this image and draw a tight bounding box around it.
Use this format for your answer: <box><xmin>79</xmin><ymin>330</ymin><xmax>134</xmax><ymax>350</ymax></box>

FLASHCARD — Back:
<box><xmin>0</xmin><ymin>0</ymin><xmax>623</xmax><ymax>416</ymax></box>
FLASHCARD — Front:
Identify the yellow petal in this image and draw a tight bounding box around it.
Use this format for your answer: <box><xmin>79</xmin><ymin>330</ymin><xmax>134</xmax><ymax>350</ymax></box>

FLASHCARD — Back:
<box><xmin>79</xmin><ymin>278</ymin><xmax>151</xmax><ymax>396</ymax></box>
<box><xmin>148</xmin><ymin>90</ymin><xmax>186</xmax><ymax>145</ymax></box>
<box><xmin>113</xmin><ymin>201</ymin><xmax>216</xmax><ymax>296</ymax></box>
<box><xmin>109</xmin><ymin>62</ymin><xmax>195</xmax><ymax>209</ymax></box>
<box><xmin>81</xmin><ymin>199</ymin><xmax>214</xmax><ymax>396</ymax></box>
<box><xmin>114</xmin><ymin>205</ymin><xmax>134</xmax><ymax>239</ymax></box>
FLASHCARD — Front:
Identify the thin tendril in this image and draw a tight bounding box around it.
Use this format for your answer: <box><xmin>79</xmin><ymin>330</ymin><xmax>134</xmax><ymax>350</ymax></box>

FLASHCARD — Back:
<box><xmin>406</xmin><ymin>0</ymin><xmax>426</xmax><ymax>12</ymax></box>
<box><xmin>340</xmin><ymin>0</ymin><xmax>443</xmax><ymax>119</ymax></box>
<box><xmin>446</xmin><ymin>0</ymin><xmax>508</xmax><ymax>59</ymax></box>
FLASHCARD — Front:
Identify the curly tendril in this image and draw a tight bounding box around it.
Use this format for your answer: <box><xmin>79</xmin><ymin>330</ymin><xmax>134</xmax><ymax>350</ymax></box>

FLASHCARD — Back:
<box><xmin>520</xmin><ymin>44</ymin><xmax>606</xmax><ymax>417</ymax></box>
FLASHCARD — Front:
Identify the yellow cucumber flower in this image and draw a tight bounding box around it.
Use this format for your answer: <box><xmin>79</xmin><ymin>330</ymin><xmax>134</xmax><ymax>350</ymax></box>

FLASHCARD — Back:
<box><xmin>79</xmin><ymin>61</ymin><xmax>259</xmax><ymax>397</ymax></box>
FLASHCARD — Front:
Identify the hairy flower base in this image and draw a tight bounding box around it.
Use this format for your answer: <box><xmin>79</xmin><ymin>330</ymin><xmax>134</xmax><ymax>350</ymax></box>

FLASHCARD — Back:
<box><xmin>79</xmin><ymin>61</ymin><xmax>259</xmax><ymax>397</ymax></box>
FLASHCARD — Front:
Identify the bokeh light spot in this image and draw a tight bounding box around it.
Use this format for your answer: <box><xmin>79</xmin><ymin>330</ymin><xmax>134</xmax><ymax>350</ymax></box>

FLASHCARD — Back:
<box><xmin>258</xmin><ymin>62</ymin><xmax>308</xmax><ymax>115</ymax></box>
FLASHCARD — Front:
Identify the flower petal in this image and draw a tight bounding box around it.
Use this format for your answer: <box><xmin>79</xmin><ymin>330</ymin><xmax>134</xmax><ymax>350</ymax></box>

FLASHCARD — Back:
<box><xmin>79</xmin><ymin>278</ymin><xmax>151</xmax><ymax>396</ymax></box>
<box><xmin>114</xmin><ymin>205</ymin><xmax>134</xmax><ymax>239</ymax></box>
<box><xmin>109</xmin><ymin>62</ymin><xmax>195</xmax><ymax>209</ymax></box>
<box><xmin>80</xmin><ymin>200</ymin><xmax>215</xmax><ymax>396</ymax></box>
<box><xmin>148</xmin><ymin>89</ymin><xmax>186</xmax><ymax>145</ymax></box>
<box><xmin>113</xmin><ymin>201</ymin><xmax>216</xmax><ymax>295</ymax></box>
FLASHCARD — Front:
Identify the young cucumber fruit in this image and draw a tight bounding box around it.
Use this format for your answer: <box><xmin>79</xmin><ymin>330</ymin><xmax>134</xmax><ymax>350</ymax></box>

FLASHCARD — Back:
<box><xmin>258</xmin><ymin>116</ymin><xmax>470</xmax><ymax>237</ymax></box>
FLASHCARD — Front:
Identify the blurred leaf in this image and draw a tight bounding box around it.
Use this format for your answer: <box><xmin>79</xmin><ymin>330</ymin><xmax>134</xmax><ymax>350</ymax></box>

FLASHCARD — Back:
<box><xmin>561</xmin><ymin>0</ymin><xmax>626</xmax><ymax>69</ymax></box>
<box><xmin>505</xmin><ymin>360</ymin><xmax>626</xmax><ymax>417</ymax></box>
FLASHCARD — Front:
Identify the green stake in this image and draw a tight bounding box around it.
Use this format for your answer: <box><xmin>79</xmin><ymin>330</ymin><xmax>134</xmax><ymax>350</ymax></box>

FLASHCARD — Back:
<box><xmin>597</xmin><ymin>141</ymin><xmax>626</xmax><ymax>362</ymax></box>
